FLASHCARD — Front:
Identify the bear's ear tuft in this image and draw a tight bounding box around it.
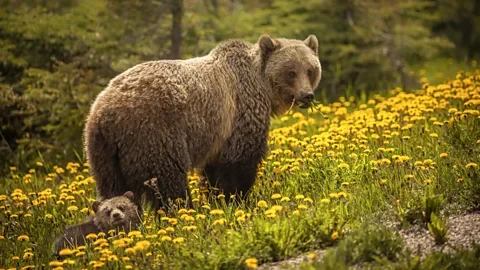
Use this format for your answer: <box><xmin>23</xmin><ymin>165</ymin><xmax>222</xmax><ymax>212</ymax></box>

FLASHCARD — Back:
<box><xmin>304</xmin><ymin>35</ymin><xmax>319</xmax><ymax>55</ymax></box>
<box><xmin>258</xmin><ymin>34</ymin><xmax>277</xmax><ymax>55</ymax></box>
<box><xmin>123</xmin><ymin>191</ymin><xmax>134</xmax><ymax>201</ymax></box>
<box><xmin>92</xmin><ymin>201</ymin><xmax>101</xmax><ymax>213</ymax></box>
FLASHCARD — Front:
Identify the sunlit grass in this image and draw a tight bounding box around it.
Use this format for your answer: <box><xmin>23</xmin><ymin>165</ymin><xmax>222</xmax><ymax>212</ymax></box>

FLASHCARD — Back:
<box><xmin>1</xmin><ymin>69</ymin><xmax>480</xmax><ymax>269</ymax></box>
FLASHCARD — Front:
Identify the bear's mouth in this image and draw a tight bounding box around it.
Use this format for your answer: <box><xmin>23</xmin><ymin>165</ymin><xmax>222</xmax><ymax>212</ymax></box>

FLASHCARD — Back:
<box><xmin>295</xmin><ymin>99</ymin><xmax>312</xmax><ymax>109</ymax></box>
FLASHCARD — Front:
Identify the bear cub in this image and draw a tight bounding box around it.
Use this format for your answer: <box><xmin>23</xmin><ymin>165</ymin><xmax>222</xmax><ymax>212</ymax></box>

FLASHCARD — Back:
<box><xmin>53</xmin><ymin>191</ymin><xmax>141</xmax><ymax>255</ymax></box>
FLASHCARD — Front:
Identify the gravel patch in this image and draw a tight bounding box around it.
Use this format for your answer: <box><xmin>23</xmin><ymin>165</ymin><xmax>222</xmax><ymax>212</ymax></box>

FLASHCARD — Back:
<box><xmin>259</xmin><ymin>211</ymin><xmax>480</xmax><ymax>269</ymax></box>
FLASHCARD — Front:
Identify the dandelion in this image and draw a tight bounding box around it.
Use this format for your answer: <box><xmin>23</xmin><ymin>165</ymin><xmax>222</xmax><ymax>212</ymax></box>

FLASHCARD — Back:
<box><xmin>304</xmin><ymin>197</ymin><xmax>313</xmax><ymax>203</ymax></box>
<box><xmin>245</xmin><ymin>258</ymin><xmax>258</xmax><ymax>269</ymax></box>
<box><xmin>257</xmin><ymin>200</ymin><xmax>268</xmax><ymax>208</ymax></box>
<box><xmin>292</xmin><ymin>210</ymin><xmax>300</xmax><ymax>216</ymax></box>
<box><xmin>235</xmin><ymin>210</ymin><xmax>245</xmax><ymax>217</ymax></box>
<box><xmin>23</xmin><ymin>252</ymin><xmax>33</xmax><ymax>260</ymax></box>
<box><xmin>280</xmin><ymin>196</ymin><xmax>290</xmax><ymax>202</ymax></box>
<box><xmin>210</xmin><ymin>209</ymin><xmax>224</xmax><ymax>215</ymax></box>
<box><xmin>213</xmin><ymin>218</ymin><xmax>227</xmax><ymax>225</ymax></box>
<box><xmin>125</xmin><ymin>248</ymin><xmax>136</xmax><ymax>255</ymax></box>
<box><xmin>466</xmin><ymin>162</ymin><xmax>478</xmax><ymax>168</ymax></box>
<box><xmin>331</xmin><ymin>231</ymin><xmax>339</xmax><ymax>240</ymax></box>
<box><xmin>440</xmin><ymin>153</ymin><xmax>448</xmax><ymax>158</ymax></box>
<box><xmin>295</xmin><ymin>195</ymin><xmax>305</xmax><ymax>200</ymax></box>
<box><xmin>271</xmin><ymin>193</ymin><xmax>282</xmax><ymax>199</ymax></box>
<box><xmin>307</xmin><ymin>253</ymin><xmax>316</xmax><ymax>260</ymax></box>
<box><xmin>173</xmin><ymin>237</ymin><xmax>185</xmax><ymax>244</ymax></box>
<box><xmin>298</xmin><ymin>204</ymin><xmax>308</xmax><ymax>210</ymax></box>
<box><xmin>85</xmin><ymin>233</ymin><xmax>97</xmax><ymax>240</ymax></box>
<box><xmin>196</xmin><ymin>214</ymin><xmax>206</xmax><ymax>220</ymax></box>
<box><xmin>338</xmin><ymin>163</ymin><xmax>349</xmax><ymax>169</ymax></box>
<box><xmin>17</xmin><ymin>235</ymin><xmax>29</xmax><ymax>241</ymax></box>
<box><xmin>320</xmin><ymin>198</ymin><xmax>330</xmax><ymax>204</ymax></box>
<box><xmin>134</xmin><ymin>240</ymin><xmax>151</xmax><ymax>251</ymax></box>
<box><xmin>160</xmin><ymin>236</ymin><xmax>172</xmax><ymax>242</ymax></box>
<box><xmin>59</xmin><ymin>249</ymin><xmax>74</xmax><ymax>256</ymax></box>
<box><xmin>67</xmin><ymin>206</ymin><xmax>78</xmax><ymax>212</ymax></box>
<box><xmin>49</xmin><ymin>261</ymin><xmax>64</xmax><ymax>267</ymax></box>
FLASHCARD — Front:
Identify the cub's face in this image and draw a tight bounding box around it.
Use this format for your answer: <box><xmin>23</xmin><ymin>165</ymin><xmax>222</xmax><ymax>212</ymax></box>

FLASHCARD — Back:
<box><xmin>259</xmin><ymin>34</ymin><xmax>322</xmax><ymax>115</ymax></box>
<box><xmin>92</xmin><ymin>191</ymin><xmax>139</xmax><ymax>230</ymax></box>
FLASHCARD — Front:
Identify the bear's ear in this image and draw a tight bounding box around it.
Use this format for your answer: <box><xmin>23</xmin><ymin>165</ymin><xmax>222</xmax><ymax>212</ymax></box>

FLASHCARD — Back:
<box><xmin>304</xmin><ymin>35</ymin><xmax>319</xmax><ymax>55</ymax></box>
<box><xmin>123</xmin><ymin>191</ymin><xmax>134</xmax><ymax>201</ymax></box>
<box><xmin>258</xmin><ymin>34</ymin><xmax>278</xmax><ymax>55</ymax></box>
<box><xmin>92</xmin><ymin>201</ymin><xmax>101</xmax><ymax>213</ymax></box>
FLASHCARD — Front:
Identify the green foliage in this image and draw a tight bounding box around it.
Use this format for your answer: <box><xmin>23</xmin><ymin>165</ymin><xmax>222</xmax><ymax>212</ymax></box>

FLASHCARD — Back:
<box><xmin>427</xmin><ymin>212</ymin><xmax>448</xmax><ymax>245</ymax></box>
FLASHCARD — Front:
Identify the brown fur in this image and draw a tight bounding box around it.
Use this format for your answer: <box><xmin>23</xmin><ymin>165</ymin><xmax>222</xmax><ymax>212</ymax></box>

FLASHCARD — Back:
<box><xmin>53</xmin><ymin>191</ymin><xmax>141</xmax><ymax>255</ymax></box>
<box><xmin>84</xmin><ymin>34</ymin><xmax>322</xmax><ymax>211</ymax></box>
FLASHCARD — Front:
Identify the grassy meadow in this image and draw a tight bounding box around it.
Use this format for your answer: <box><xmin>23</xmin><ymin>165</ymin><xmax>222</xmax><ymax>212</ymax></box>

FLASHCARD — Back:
<box><xmin>1</xmin><ymin>69</ymin><xmax>480</xmax><ymax>270</ymax></box>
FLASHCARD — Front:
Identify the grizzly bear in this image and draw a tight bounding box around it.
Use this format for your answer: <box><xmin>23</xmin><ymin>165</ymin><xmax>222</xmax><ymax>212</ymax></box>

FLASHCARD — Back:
<box><xmin>53</xmin><ymin>191</ymin><xmax>141</xmax><ymax>255</ymax></box>
<box><xmin>84</xmin><ymin>34</ymin><xmax>322</xmax><ymax>211</ymax></box>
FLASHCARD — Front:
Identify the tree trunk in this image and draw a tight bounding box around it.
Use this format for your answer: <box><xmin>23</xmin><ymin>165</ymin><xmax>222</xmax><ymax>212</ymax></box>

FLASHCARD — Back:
<box><xmin>170</xmin><ymin>0</ymin><xmax>183</xmax><ymax>59</ymax></box>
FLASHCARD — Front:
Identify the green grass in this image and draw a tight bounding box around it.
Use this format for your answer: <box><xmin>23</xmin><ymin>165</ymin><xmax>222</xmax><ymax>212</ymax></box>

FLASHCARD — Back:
<box><xmin>1</xmin><ymin>69</ymin><xmax>480</xmax><ymax>269</ymax></box>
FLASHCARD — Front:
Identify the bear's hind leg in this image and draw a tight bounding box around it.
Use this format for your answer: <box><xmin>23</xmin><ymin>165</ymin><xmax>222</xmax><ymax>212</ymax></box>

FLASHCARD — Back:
<box><xmin>204</xmin><ymin>157</ymin><xmax>261</xmax><ymax>203</ymax></box>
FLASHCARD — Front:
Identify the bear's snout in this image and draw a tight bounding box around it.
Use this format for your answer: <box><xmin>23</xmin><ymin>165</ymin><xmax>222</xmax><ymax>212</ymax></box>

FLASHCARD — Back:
<box><xmin>111</xmin><ymin>209</ymin><xmax>124</xmax><ymax>222</ymax></box>
<box><xmin>296</xmin><ymin>92</ymin><xmax>315</xmax><ymax>108</ymax></box>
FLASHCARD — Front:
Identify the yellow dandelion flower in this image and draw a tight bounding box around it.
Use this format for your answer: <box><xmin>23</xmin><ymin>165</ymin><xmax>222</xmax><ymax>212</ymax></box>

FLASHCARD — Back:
<box><xmin>295</xmin><ymin>195</ymin><xmax>305</xmax><ymax>200</ymax></box>
<box><xmin>196</xmin><ymin>214</ymin><xmax>207</xmax><ymax>220</ymax></box>
<box><xmin>404</xmin><ymin>174</ymin><xmax>414</xmax><ymax>179</ymax></box>
<box><xmin>292</xmin><ymin>210</ymin><xmax>300</xmax><ymax>216</ymax></box>
<box><xmin>430</xmin><ymin>133</ymin><xmax>438</xmax><ymax>138</ymax></box>
<box><xmin>125</xmin><ymin>248</ymin><xmax>136</xmax><ymax>255</ymax></box>
<box><xmin>202</xmin><ymin>204</ymin><xmax>211</xmax><ymax>210</ymax></box>
<box><xmin>49</xmin><ymin>261</ymin><xmax>64</xmax><ymax>267</ymax></box>
<box><xmin>210</xmin><ymin>209</ymin><xmax>224</xmax><ymax>215</ymax></box>
<box><xmin>380</xmin><ymin>179</ymin><xmax>387</xmax><ymax>185</ymax></box>
<box><xmin>108</xmin><ymin>255</ymin><xmax>119</xmax><ymax>261</ymax></box>
<box><xmin>67</xmin><ymin>206</ymin><xmax>78</xmax><ymax>211</ymax></box>
<box><xmin>466</xmin><ymin>162</ymin><xmax>478</xmax><ymax>168</ymax></box>
<box><xmin>23</xmin><ymin>252</ymin><xmax>33</xmax><ymax>260</ymax></box>
<box><xmin>308</xmin><ymin>252</ymin><xmax>316</xmax><ymax>260</ymax></box>
<box><xmin>303</xmin><ymin>197</ymin><xmax>313</xmax><ymax>203</ymax></box>
<box><xmin>257</xmin><ymin>200</ymin><xmax>268</xmax><ymax>208</ymax></box>
<box><xmin>338</xmin><ymin>163</ymin><xmax>349</xmax><ymax>169</ymax></box>
<box><xmin>331</xmin><ymin>231</ymin><xmax>339</xmax><ymax>240</ymax></box>
<box><xmin>320</xmin><ymin>198</ymin><xmax>330</xmax><ymax>204</ymax></box>
<box><xmin>298</xmin><ymin>204</ymin><xmax>308</xmax><ymax>210</ymax></box>
<box><xmin>280</xmin><ymin>196</ymin><xmax>290</xmax><ymax>202</ymax></box>
<box><xmin>178</xmin><ymin>208</ymin><xmax>188</xmax><ymax>215</ymax></box>
<box><xmin>271</xmin><ymin>193</ymin><xmax>282</xmax><ymax>199</ymax></box>
<box><xmin>76</xmin><ymin>251</ymin><xmax>85</xmax><ymax>257</ymax></box>
<box><xmin>85</xmin><ymin>233</ymin><xmax>97</xmax><ymax>240</ymax></box>
<box><xmin>0</xmin><ymin>235</ymin><xmax>4</xmax><ymax>240</ymax></box>
<box><xmin>236</xmin><ymin>216</ymin><xmax>246</xmax><ymax>222</ymax></box>
<box><xmin>213</xmin><ymin>218</ymin><xmax>227</xmax><ymax>225</ymax></box>
<box><xmin>168</xmin><ymin>218</ymin><xmax>178</xmax><ymax>225</ymax></box>
<box><xmin>245</xmin><ymin>258</ymin><xmax>258</xmax><ymax>269</ymax></box>
<box><xmin>161</xmin><ymin>236</ymin><xmax>172</xmax><ymax>242</ymax></box>
<box><xmin>173</xmin><ymin>237</ymin><xmax>185</xmax><ymax>244</ymax></box>
<box><xmin>17</xmin><ymin>235</ymin><xmax>29</xmax><ymax>241</ymax></box>
<box><xmin>58</xmin><ymin>249</ymin><xmax>74</xmax><ymax>256</ymax></box>
<box><xmin>440</xmin><ymin>153</ymin><xmax>448</xmax><ymax>158</ymax></box>
<box><xmin>235</xmin><ymin>210</ymin><xmax>245</xmax><ymax>217</ymax></box>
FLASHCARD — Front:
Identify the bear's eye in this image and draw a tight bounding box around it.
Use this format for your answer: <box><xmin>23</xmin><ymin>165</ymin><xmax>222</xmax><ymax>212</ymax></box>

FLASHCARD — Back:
<box><xmin>106</xmin><ymin>209</ymin><xmax>112</xmax><ymax>215</ymax></box>
<box><xmin>288</xmin><ymin>71</ymin><xmax>296</xmax><ymax>78</ymax></box>
<box><xmin>307</xmin><ymin>69</ymin><xmax>313</xmax><ymax>77</ymax></box>
<box><xmin>118</xmin><ymin>206</ymin><xmax>124</xmax><ymax>212</ymax></box>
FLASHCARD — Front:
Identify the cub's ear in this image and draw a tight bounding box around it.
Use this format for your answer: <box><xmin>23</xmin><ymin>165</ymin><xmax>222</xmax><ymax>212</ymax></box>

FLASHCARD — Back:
<box><xmin>123</xmin><ymin>191</ymin><xmax>134</xmax><ymax>201</ymax></box>
<box><xmin>92</xmin><ymin>201</ymin><xmax>101</xmax><ymax>213</ymax></box>
<box><xmin>304</xmin><ymin>35</ymin><xmax>318</xmax><ymax>55</ymax></box>
<box><xmin>258</xmin><ymin>34</ymin><xmax>278</xmax><ymax>55</ymax></box>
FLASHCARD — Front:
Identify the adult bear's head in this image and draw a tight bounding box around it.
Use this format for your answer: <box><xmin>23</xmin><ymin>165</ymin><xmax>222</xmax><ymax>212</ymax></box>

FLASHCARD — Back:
<box><xmin>257</xmin><ymin>34</ymin><xmax>322</xmax><ymax>115</ymax></box>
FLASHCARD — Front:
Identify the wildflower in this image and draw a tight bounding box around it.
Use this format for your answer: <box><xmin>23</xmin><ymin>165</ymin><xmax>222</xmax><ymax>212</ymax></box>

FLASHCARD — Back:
<box><xmin>380</xmin><ymin>179</ymin><xmax>387</xmax><ymax>185</ymax></box>
<box><xmin>168</xmin><ymin>218</ymin><xmax>178</xmax><ymax>225</ymax></box>
<box><xmin>295</xmin><ymin>195</ymin><xmax>305</xmax><ymax>200</ymax></box>
<box><xmin>404</xmin><ymin>174</ymin><xmax>414</xmax><ymax>179</ymax></box>
<box><xmin>67</xmin><ymin>206</ymin><xmax>78</xmax><ymax>212</ymax></box>
<box><xmin>235</xmin><ymin>210</ymin><xmax>245</xmax><ymax>217</ymax></box>
<box><xmin>85</xmin><ymin>233</ymin><xmax>97</xmax><ymax>240</ymax></box>
<box><xmin>210</xmin><ymin>209</ymin><xmax>224</xmax><ymax>215</ymax></box>
<box><xmin>17</xmin><ymin>235</ymin><xmax>29</xmax><ymax>241</ymax></box>
<box><xmin>196</xmin><ymin>214</ymin><xmax>206</xmax><ymax>220</ymax></box>
<box><xmin>76</xmin><ymin>251</ymin><xmax>85</xmax><ymax>257</ymax></box>
<box><xmin>236</xmin><ymin>216</ymin><xmax>246</xmax><ymax>222</ymax></box>
<box><xmin>292</xmin><ymin>210</ymin><xmax>300</xmax><ymax>216</ymax></box>
<box><xmin>440</xmin><ymin>153</ymin><xmax>448</xmax><ymax>158</ymax></box>
<box><xmin>173</xmin><ymin>237</ymin><xmax>185</xmax><ymax>244</ymax></box>
<box><xmin>320</xmin><ymin>198</ymin><xmax>330</xmax><ymax>204</ymax></box>
<box><xmin>160</xmin><ymin>236</ymin><xmax>172</xmax><ymax>242</ymax></box>
<box><xmin>166</xmin><ymin>226</ymin><xmax>175</xmax><ymax>232</ymax></box>
<box><xmin>178</xmin><ymin>208</ymin><xmax>188</xmax><ymax>215</ymax></box>
<box><xmin>213</xmin><ymin>218</ymin><xmax>227</xmax><ymax>225</ymax></box>
<box><xmin>125</xmin><ymin>248</ymin><xmax>136</xmax><ymax>255</ymax></box>
<box><xmin>23</xmin><ymin>252</ymin><xmax>33</xmax><ymax>260</ymax></box>
<box><xmin>58</xmin><ymin>249</ymin><xmax>74</xmax><ymax>256</ymax></box>
<box><xmin>134</xmin><ymin>240</ymin><xmax>151</xmax><ymax>251</ymax></box>
<box><xmin>245</xmin><ymin>258</ymin><xmax>258</xmax><ymax>269</ymax></box>
<box><xmin>304</xmin><ymin>197</ymin><xmax>313</xmax><ymax>203</ymax></box>
<box><xmin>271</xmin><ymin>193</ymin><xmax>282</xmax><ymax>199</ymax></box>
<box><xmin>271</xmin><ymin>205</ymin><xmax>283</xmax><ymax>212</ymax></box>
<box><xmin>257</xmin><ymin>200</ymin><xmax>268</xmax><ymax>208</ymax></box>
<box><xmin>49</xmin><ymin>261</ymin><xmax>64</xmax><ymax>267</ymax></box>
<box><xmin>429</xmin><ymin>133</ymin><xmax>438</xmax><ymax>138</ymax></box>
<box><xmin>466</xmin><ymin>162</ymin><xmax>478</xmax><ymax>168</ymax></box>
<box><xmin>280</xmin><ymin>196</ymin><xmax>290</xmax><ymax>202</ymax></box>
<box><xmin>338</xmin><ymin>163</ymin><xmax>349</xmax><ymax>169</ymax></box>
<box><xmin>331</xmin><ymin>231</ymin><xmax>339</xmax><ymax>240</ymax></box>
<box><xmin>298</xmin><ymin>204</ymin><xmax>308</xmax><ymax>210</ymax></box>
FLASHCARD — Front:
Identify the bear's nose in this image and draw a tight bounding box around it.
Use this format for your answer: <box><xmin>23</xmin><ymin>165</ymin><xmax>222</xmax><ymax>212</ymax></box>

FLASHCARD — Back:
<box><xmin>112</xmin><ymin>212</ymin><xmax>121</xmax><ymax>219</ymax></box>
<box><xmin>300</xmin><ymin>92</ymin><xmax>314</xmax><ymax>103</ymax></box>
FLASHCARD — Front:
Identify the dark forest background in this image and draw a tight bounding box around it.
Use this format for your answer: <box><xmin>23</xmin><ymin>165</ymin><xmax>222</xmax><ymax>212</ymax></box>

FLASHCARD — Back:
<box><xmin>1</xmin><ymin>0</ymin><xmax>479</xmax><ymax>174</ymax></box>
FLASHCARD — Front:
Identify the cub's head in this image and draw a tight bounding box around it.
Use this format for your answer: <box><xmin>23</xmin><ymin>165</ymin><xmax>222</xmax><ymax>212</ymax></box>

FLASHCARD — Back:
<box><xmin>257</xmin><ymin>34</ymin><xmax>321</xmax><ymax>115</ymax></box>
<box><xmin>92</xmin><ymin>191</ymin><xmax>140</xmax><ymax>232</ymax></box>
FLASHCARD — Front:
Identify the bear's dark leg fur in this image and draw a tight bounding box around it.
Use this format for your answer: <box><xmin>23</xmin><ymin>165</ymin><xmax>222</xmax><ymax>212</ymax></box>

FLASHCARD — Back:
<box><xmin>204</xmin><ymin>155</ymin><xmax>263</xmax><ymax>202</ymax></box>
<box><xmin>85</xmin><ymin>123</ymin><xmax>130</xmax><ymax>200</ymax></box>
